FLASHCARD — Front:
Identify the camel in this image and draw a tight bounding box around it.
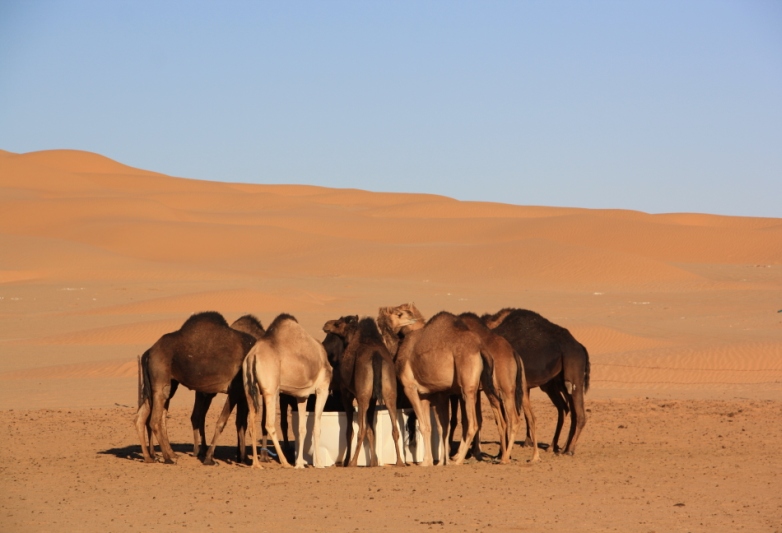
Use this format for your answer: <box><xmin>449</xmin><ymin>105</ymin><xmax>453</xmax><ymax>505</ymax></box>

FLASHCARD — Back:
<box><xmin>381</xmin><ymin>304</ymin><xmax>538</xmax><ymax>464</ymax></box>
<box><xmin>323</xmin><ymin>315</ymin><xmax>405</xmax><ymax>467</ymax></box>
<box><xmin>134</xmin><ymin>311</ymin><xmax>256</xmax><ymax>465</ymax></box>
<box><xmin>379</xmin><ymin>304</ymin><xmax>532</xmax><ymax>466</ymax></box>
<box><xmin>243</xmin><ymin>313</ymin><xmax>333</xmax><ymax>468</ymax></box>
<box><xmin>482</xmin><ymin>308</ymin><xmax>590</xmax><ymax>455</ymax></box>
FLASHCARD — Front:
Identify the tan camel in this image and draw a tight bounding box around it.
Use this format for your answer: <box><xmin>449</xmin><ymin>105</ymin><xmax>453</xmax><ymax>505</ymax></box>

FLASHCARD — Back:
<box><xmin>378</xmin><ymin>304</ymin><xmax>501</xmax><ymax>466</ymax></box>
<box><xmin>323</xmin><ymin>315</ymin><xmax>405</xmax><ymax>467</ymax></box>
<box><xmin>242</xmin><ymin>313</ymin><xmax>332</xmax><ymax>469</ymax></box>
<box><xmin>382</xmin><ymin>304</ymin><xmax>539</xmax><ymax>464</ymax></box>
<box><xmin>457</xmin><ymin>312</ymin><xmax>539</xmax><ymax>463</ymax></box>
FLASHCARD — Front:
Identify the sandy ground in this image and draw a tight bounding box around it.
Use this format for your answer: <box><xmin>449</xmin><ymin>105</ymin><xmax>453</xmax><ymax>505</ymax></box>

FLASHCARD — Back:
<box><xmin>1</xmin><ymin>149</ymin><xmax>781</xmax><ymax>531</ymax></box>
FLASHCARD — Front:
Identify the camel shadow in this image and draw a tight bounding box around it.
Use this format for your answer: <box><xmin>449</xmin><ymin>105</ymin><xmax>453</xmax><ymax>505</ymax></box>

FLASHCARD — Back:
<box><xmin>98</xmin><ymin>443</ymin><xmax>250</xmax><ymax>465</ymax></box>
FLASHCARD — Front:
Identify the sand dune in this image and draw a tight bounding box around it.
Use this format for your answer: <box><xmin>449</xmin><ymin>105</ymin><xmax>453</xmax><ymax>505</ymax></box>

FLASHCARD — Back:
<box><xmin>1</xmin><ymin>148</ymin><xmax>781</xmax><ymax>407</ymax></box>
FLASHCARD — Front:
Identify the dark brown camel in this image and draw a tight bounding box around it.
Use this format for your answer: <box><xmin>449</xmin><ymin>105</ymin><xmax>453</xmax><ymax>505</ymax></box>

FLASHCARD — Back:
<box><xmin>323</xmin><ymin>315</ymin><xmax>405</xmax><ymax>467</ymax></box>
<box><xmin>243</xmin><ymin>314</ymin><xmax>333</xmax><ymax>468</ymax></box>
<box><xmin>134</xmin><ymin>311</ymin><xmax>256</xmax><ymax>465</ymax></box>
<box><xmin>379</xmin><ymin>304</ymin><xmax>530</xmax><ymax>466</ymax></box>
<box><xmin>482</xmin><ymin>308</ymin><xmax>590</xmax><ymax>455</ymax></box>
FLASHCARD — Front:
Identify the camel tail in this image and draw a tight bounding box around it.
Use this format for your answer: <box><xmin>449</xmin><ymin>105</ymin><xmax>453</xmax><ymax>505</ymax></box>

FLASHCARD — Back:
<box><xmin>582</xmin><ymin>344</ymin><xmax>591</xmax><ymax>394</ymax></box>
<box><xmin>138</xmin><ymin>350</ymin><xmax>152</xmax><ymax>409</ymax></box>
<box><xmin>513</xmin><ymin>349</ymin><xmax>524</xmax><ymax>417</ymax></box>
<box><xmin>244</xmin><ymin>354</ymin><xmax>261</xmax><ymax>413</ymax></box>
<box><xmin>372</xmin><ymin>351</ymin><xmax>383</xmax><ymax>402</ymax></box>
<box><xmin>479</xmin><ymin>350</ymin><xmax>498</xmax><ymax>400</ymax></box>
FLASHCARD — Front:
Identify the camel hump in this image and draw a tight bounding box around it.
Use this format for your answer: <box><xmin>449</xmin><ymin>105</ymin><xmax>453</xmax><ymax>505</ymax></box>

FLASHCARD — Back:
<box><xmin>181</xmin><ymin>311</ymin><xmax>228</xmax><ymax>330</ymax></box>
<box><xmin>452</xmin><ymin>317</ymin><xmax>470</xmax><ymax>332</ymax></box>
<box><xmin>230</xmin><ymin>314</ymin><xmax>265</xmax><ymax>338</ymax></box>
<box><xmin>266</xmin><ymin>313</ymin><xmax>298</xmax><ymax>335</ymax></box>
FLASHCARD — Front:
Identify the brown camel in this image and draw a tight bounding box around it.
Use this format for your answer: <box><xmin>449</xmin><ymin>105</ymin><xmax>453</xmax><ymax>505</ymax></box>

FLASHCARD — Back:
<box><xmin>243</xmin><ymin>313</ymin><xmax>333</xmax><ymax>468</ymax></box>
<box><xmin>379</xmin><ymin>304</ymin><xmax>513</xmax><ymax>466</ymax></box>
<box><xmin>381</xmin><ymin>304</ymin><xmax>539</xmax><ymax>464</ymax></box>
<box><xmin>323</xmin><ymin>315</ymin><xmax>405</xmax><ymax>467</ymax></box>
<box><xmin>134</xmin><ymin>311</ymin><xmax>256</xmax><ymax>465</ymax></box>
<box><xmin>482</xmin><ymin>308</ymin><xmax>590</xmax><ymax>455</ymax></box>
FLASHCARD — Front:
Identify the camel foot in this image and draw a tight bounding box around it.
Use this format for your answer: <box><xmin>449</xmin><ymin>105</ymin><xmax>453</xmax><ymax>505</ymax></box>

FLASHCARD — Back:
<box><xmin>563</xmin><ymin>450</ymin><xmax>574</xmax><ymax>456</ymax></box>
<box><xmin>142</xmin><ymin>456</ymin><xmax>155</xmax><ymax>464</ymax></box>
<box><xmin>250</xmin><ymin>462</ymin><xmax>264</xmax><ymax>470</ymax></box>
<box><xmin>163</xmin><ymin>457</ymin><xmax>176</xmax><ymax>465</ymax></box>
<box><xmin>294</xmin><ymin>463</ymin><xmax>306</xmax><ymax>469</ymax></box>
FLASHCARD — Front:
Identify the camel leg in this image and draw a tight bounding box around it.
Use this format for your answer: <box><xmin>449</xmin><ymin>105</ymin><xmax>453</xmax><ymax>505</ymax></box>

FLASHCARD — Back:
<box><xmin>340</xmin><ymin>390</ymin><xmax>355</xmax><ymax>467</ymax></box>
<box><xmin>202</xmin><ymin>393</ymin><xmax>236</xmax><ymax>466</ymax></box>
<box><xmin>404</xmin><ymin>385</ymin><xmax>433</xmax><ymax>466</ymax></box>
<box><xmin>293</xmin><ymin>398</ymin><xmax>308</xmax><ymax>468</ymax></box>
<box><xmin>263</xmin><ymin>390</ymin><xmax>291</xmax><ymax>468</ymax></box>
<box><xmin>541</xmin><ymin>382</ymin><xmax>568</xmax><ymax>452</ymax></box>
<box><xmin>134</xmin><ymin>399</ymin><xmax>154</xmax><ymax>463</ymax></box>
<box><xmin>258</xmin><ymin>392</ymin><xmax>272</xmax><ymax>462</ymax></box>
<box><xmin>521</xmin><ymin>384</ymin><xmax>540</xmax><ymax>462</ymax></box>
<box><xmin>349</xmin><ymin>398</ymin><xmax>372</xmax><ymax>466</ymax></box>
<box><xmin>366</xmin><ymin>398</ymin><xmax>379</xmax><ymax>467</ymax></box>
<box><xmin>471</xmin><ymin>392</ymin><xmax>484</xmax><ymax>461</ymax></box>
<box><xmin>448</xmin><ymin>395</ymin><xmax>459</xmax><ymax>457</ymax></box>
<box><xmin>311</xmin><ymin>387</ymin><xmax>329</xmax><ymax>469</ymax></box>
<box><xmin>450</xmin><ymin>389</ymin><xmax>478</xmax><ymax>465</ymax></box>
<box><xmin>280</xmin><ymin>394</ymin><xmax>293</xmax><ymax>449</ymax></box>
<box><xmin>486</xmin><ymin>394</ymin><xmax>507</xmax><ymax>462</ymax></box>
<box><xmin>149</xmin><ymin>387</ymin><xmax>176</xmax><ymax>464</ymax></box>
<box><xmin>501</xmin><ymin>393</ymin><xmax>521</xmax><ymax>465</ymax></box>
<box><xmin>351</xmin><ymin>396</ymin><xmax>369</xmax><ymax>467</ymax></box>
<box><xmin>433</xmin><ymin>394</ymin><xmax>450</xmax><ymax>466</ymax></box>
<box><xmin>191</xmin><ymin>392</ymin><xmax>215</xmax><ymax>458</ymax></box>
<box><xmin>232</xmin><ymin>389</ymin><xmax>248</xmax><ymax>464</ymax></box>
<box><xmin>244</xmin><ymin>376</ymin><xmax>263</xmax><ymax>469</ymax></box>
<box><xmin>384</xmin><ymin>382</ymin><xmax>405</xmax><ymax>467</ymax></box>
<box><xmin>563</xmin><ymin>383</ymin><xmax>587</xmax><ymax>455</ymax></box>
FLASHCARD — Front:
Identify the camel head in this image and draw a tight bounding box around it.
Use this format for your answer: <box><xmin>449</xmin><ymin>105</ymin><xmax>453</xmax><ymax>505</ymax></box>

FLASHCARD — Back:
<box><xmin>381</xmin><ymin>303</ymin><xmax>424</xmax><ymax>334</ymax></box>
<box><xmin>322</xmin><ymin>315</ymin><xmax>359</xmax><ymax>339</ymax></box>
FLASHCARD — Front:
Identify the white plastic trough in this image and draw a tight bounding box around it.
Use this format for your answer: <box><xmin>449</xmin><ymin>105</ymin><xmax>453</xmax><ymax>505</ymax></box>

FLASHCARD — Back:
<box><xmin>291</xmin><ymin>407</ymin><xmax>442</xmax><ymax>467</ymax></box>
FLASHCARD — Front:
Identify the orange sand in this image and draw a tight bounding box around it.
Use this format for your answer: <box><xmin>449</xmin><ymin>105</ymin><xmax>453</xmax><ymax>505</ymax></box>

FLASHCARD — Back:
<box><xmin>2</xmin><ymin>148</ymin><xmax>782</xmax><ymax>532</ymax></box>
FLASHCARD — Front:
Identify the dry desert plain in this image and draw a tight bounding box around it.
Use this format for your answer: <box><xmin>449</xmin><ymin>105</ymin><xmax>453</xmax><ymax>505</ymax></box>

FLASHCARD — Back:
<box><xmin>1</xmin><ymin>149</ymin><xmax>781</xmax><ymax>532</ymax></box>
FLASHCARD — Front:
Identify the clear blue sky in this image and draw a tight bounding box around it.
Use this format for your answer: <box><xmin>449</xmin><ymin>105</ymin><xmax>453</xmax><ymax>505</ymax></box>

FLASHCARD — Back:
<box><xmin>1</xmin><ymin>1</ymin><xmax>780</xmax><ymax>217</ymax></box>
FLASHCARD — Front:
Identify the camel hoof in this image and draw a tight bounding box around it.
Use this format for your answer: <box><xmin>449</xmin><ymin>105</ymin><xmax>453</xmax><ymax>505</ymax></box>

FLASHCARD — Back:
<box><xmin>164</xmin><ymin>458</ymin><xmax>176</xmax><ymax>465</ymax></box>
<box><xmin>143</xmin><ymin>457</ymin><xmax>155</xmax><ymax>464</ymax></box>
<box><xmin>251</xmin><ymin>463</ymin><xmax>264</xmax><ymax>470</ymax></box>
<box><xmin>294</xmin><ymin>464</ymin><xmax>306</xmax><ymax>469</ymax></box>
<box><xmin>202</xmin><ymin>458</ymin><xmax>216</xmax><ymax>466</ymax></box>
<box><xmin>564</xmin><ymin>450</ymin><xmax>574</xmax><ymax>456</ymax></box>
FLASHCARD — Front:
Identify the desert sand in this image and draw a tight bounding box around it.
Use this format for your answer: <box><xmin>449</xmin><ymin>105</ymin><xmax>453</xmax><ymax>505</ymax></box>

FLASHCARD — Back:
<box><xmin>1</xmin><ymin>149</ymin><xmax>780</xmax><ymax>532</ymax></box>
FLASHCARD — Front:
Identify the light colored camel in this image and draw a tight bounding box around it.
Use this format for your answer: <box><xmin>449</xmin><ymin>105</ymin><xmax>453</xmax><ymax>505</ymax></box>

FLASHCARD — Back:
<box><xmin>242</xmin><ymin>313</ymin><xmax>332</xmax><ymax>469</ymax></box>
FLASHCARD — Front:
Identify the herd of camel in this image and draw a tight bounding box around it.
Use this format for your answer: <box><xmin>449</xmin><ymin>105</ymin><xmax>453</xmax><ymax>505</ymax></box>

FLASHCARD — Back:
<box><xmin>134</xmin><ymin>303</ymin><xmax>590</xmax><ymax>468</ymax></box>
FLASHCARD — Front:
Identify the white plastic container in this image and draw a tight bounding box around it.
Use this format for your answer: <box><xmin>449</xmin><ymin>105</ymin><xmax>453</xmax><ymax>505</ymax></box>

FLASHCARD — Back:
<box><xmin>291</xmin><ymin>407</ymin><xmax>442</xmax><ymax>466</ymax></box>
